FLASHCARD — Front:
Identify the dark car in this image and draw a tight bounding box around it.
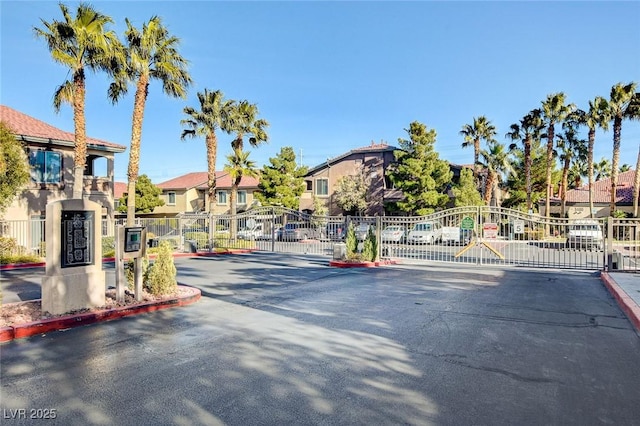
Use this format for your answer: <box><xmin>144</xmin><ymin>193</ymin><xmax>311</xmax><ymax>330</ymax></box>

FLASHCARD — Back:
<box><xmin>279</xmin><ymin>222</ymin><xmax>322</xmax><ymax>241</ymax></box>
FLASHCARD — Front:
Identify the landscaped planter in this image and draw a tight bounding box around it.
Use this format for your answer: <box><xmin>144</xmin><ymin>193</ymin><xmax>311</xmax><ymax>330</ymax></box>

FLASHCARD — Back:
<box><xmin>329</xmin><ymin>259</ymin><xmax>398</xmax><ymax>268</ymax></box>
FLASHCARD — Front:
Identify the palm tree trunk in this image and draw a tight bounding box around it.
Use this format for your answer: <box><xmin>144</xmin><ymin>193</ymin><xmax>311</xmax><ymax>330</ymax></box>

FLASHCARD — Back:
<box><xmin>205</xmin><ymin>131</ymin><xmax>217</xmax><ymax>213</ymax></box>
<box><xmin>473</xmin><ymin>138</ymin><xmax>480</xmax><ymax>185</ymax></box>
<box><xmin>72</xmin><ymin>70</ymin><xmax>87</xmax><ymax>199</ymax></box>
<box><xmin>229</xmin><ymin>182</ymin><xmax>238</xmax><ymax>239</ymax></box>
<box><xmin>483</xmin><ymin>172</ymin><xmax>494</xmax><ymax>205</ymax></box>
<box><xmin>610</xmin><ymin>116</ymin><xmax>622</xmax><ymax>216</ymax></box>
<box><xmin>561</xmin><ymin>156</ymin><xmax>570</xmax><ymax>218</ymax></box>
<box><xmin>524</xmin><ymin>136</ymin><xmax>532</xmax><ymax>212</ymax></box>
<box><xmin>588</xmin><ymin>128</ymin><xmax>595</xmax><ymax>218</ymax></box>
<box><xmin>545</xmin><ymin>124</ymin><xmax>555</xmax><ymax>219</ymax></box>
<box><xmin>126</xmin><ymin>75</ymin><xmax>149</xmax><ymax>226</ymax></box>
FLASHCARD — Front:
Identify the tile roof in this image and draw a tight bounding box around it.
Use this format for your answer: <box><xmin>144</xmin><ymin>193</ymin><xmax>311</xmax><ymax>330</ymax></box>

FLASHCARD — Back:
<box><xmin>157</xmin><ymin>171</ymin><xmax>259</xmax><ymax>190</ymax></box>
<box><xmin>551</xmin><ymin>170</ymin><xmax>637</xmax><ymax>204</ymax></box>
<box><xmin>0</xmin><ymin>105</ymin><xmax>126</xmax><ymax>152</ymax></box>
<box><xmin>114</xmin><ymin>182</ymin><xmax>127</xmax><ymax>199</ymax></box>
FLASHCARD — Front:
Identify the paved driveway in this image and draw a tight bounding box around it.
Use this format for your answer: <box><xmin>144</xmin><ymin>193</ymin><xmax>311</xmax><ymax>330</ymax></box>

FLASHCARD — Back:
<box><xmin>2</xmin><ymin>253</ymin><xmax>640</xmax><ymax>425</ymax></box>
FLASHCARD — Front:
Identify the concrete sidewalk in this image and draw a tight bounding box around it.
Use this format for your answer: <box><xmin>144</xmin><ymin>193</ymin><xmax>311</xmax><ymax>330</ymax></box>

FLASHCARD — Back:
<box><xmin>601</xmin><ymin>271</ymin><xmax>640</xmax><ymax>333</ymax></box>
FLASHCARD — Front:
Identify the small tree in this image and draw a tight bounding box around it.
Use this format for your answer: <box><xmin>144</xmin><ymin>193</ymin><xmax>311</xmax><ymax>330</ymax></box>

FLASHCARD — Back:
<box><xmin>452</xmin><ymin>168</ymin><xmax>483</xmax><ymax>207</ymax></box>
<box><xmin>256</xmin><ymin>146</ymin><xmax>307</xmax><ymax>209</ymax></box>
<box><xmin>361</xmin><ymin>227</ymin><xmax>377</xmax><ymax>262</ymax></box>
<box><xmin>345</xmin><ymin>222</ymin><xmax>357</xmax><ymax>258</ymax></box>
<box><xmin>0</xmin><ymin>123</ymin><xmax>30</xmax><ymax>216</ymax></box>
<box><xmin>117</xmin><ymin>174</ymin><xmax>164</xmax><ymax>214</ymax></box>
<box><xmin>334</xmin><ymin>166</ymin><xmax>369</xmax><ymax>215</ymax></box>
<box><xmin>146</xmin><ymin>240</ymin><xmax>177</xmax><ymax>295</ymax></box>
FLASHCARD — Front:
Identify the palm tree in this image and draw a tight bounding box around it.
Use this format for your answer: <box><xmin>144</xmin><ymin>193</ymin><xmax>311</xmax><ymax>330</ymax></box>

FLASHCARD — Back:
<box><xmin>224</xmin><ymin>148</ymin><xmax>259</xmax><ymax>238</ymax></box>
<box><xmin>34</xmin><ymin>3</ymin><xmax>121</xmax><ymax>198</ymax></box>
<box><xmin>109</xmin><ymin>16</ymin><xmax>192</xmax><ymax>225</ymax></box>
<box><xmin>541</xmin><ymin>92</ymin><xmax>574</xmax><ymax>219</ymax></box>
<box><xmin>478</xmin><ymin>141</ymin><xmax>516</xmax><ymax>206</ymax></box>
<box><xmin>575</xmin><ymin>97</ymin><xmax>610</xmax><ymax>218</ymax></box>
<box><xmin>506</xmin><ymin>109</ymin><xmax>544</xmax><ymax>212</ymax></box>
<box><xmin>181</xmin><ymin>90</ymin><xmax>235</xmax><ymax>213</ymax></box>
<box><xmin>460</xmin><ymin>116</ymin><xmax>497</xmax><ymax>185</ymax></box>
<box><xmin>607</xmin><ymin>82</ymin><xmax>639</xmax><ymax>216</ymax></box>
<box><xmin>226</xmin><ymin>101</ymin><xmax>269</xmax><ymax>153</ymax></box>
<box><xmin>556</xmin><ymin>118</ymin><xmax>587</xmax><ymax>217</ymax></box>
<box><xmin>594</xmin><ymin>157</ymin><xmax>611</xmax><ymax>181</ymax></box>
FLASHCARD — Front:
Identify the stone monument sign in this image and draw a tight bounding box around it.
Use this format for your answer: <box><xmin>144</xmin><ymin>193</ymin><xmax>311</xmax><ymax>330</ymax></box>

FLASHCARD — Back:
<box><xmin>42</xmin><ymin>199</ymin><xmax>105</xmax><ymax>315</ymax></box>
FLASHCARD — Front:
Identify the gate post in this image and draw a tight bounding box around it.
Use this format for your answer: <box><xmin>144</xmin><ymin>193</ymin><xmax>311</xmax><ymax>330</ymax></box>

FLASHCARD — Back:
<box><xmin>376</xmin><ymin>216</ymin><xmax>382</xmax><ymax>261</ymax></box>
<box><xmin>607</xmin><ymin>216</ymin><xmax>614</xmax><ymax>269</ymax></box>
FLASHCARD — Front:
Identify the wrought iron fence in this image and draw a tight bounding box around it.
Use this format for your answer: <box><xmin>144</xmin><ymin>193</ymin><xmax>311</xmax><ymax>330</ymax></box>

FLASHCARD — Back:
<box><xmin>1</xmin><ymin>206</ymin><xmax>638</xmax><ymax>272</ymax></box>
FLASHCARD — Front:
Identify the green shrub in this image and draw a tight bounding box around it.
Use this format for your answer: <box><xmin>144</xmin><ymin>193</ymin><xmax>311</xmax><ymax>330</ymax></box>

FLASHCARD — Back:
<box><xmin>0</xmin><ymin>236</ymin><xmax>24</xmax><ymax>256</ymax></box>
<box><xmin>361</xmin><ymin>227</ymin><xmax>377</xmax><ymax>262</ymax></box>
<box><xmin>102</xmin><ymin>236</ymin><xmax>115</xmax><ymax>258</ymax></box>
<box><xmin>146</xmin><ymin>240</ymin><xmax>177</xmax><ymax>296</ymax></box>
<box><xmin>0</xmin><ymin>253</ymin><xmax>42</xmax><ymax>265</ymax></box>
<box><xmin>345</xmin><ymin>222</ymin><xmax>357</xmax><ymax>257</ymax></box>
<box><xmin>125</xmin><ymin>252</ymin><xmax>151</xmax><ymax>290</ymax></box>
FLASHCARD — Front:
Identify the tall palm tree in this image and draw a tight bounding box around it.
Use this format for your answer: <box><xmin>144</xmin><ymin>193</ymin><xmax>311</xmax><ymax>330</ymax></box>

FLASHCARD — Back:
<box><xmin>478</xmin><ymin>141</ymin><xmax>516</xmax><ymax>206</ymax></box>
<box><xmin>506</xmin><ymin>109</ymin><xmax>544</xmax><ymax>212</ymax></box>
<box><xmin>224</xmin><ymin>148</ymin><xmax>259</xmax><ymax>238</ymax></box>
<box><xmin>607</xmin><ymin>82</ymin><xmax>639</xmax><ymax>216</ymax></box>
<box><xmin>109</xmin><ymin>16</ymin><xmax>192</xmax><ymax>225</ymax></box>
<box><xmin>181</xmin><ymin>90</ymin><xmax>235</xmax><ymax>213</ymax></box>
<box><xmin>226</xmin><ymin>101</ymin><xmax>269</xmax><ymax>153</ymax></box>
<box><xmin>541</xmin><ymin>92</ymin><xmax>574</xmax><ymax>219</ymax></box>
<box><xmin>556</xmin><ymin>118</ymin><xmax>587</xmax><ymax>217</ymax></box>
<box><xmin>460</xmin><ymin>116</ymin><xmax>497</xmax><ymax>185</ymax></box>
<box><xmin>574</xmin><ymin>97</ymin><xmax>610</xmax><ymax>218</ymax></box>
<box><xmin>593</xmin><ymin>157</ymin><xmax>611</xmax><ymax>181</ymax></box>
<box><xmin>34</xmin><ymin>3</ymin><xmax>121</xmax><ymax>198</ymax></box>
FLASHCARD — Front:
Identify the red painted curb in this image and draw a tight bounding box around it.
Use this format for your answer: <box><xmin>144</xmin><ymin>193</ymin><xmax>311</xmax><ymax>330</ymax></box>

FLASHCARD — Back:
<box><xmin>0</xmin><ymin>285</ymin><xmax>201</xmax><ymax>342</ymax></box>
<box><xmin>329</xmin><ymin>259</ymin><xmax>399</xmax><ymax>268</ymax></box>
<box><xmin>601</xmin><ymin>272</ymin><xmax>640</xmax><ymax>333</ymax></box>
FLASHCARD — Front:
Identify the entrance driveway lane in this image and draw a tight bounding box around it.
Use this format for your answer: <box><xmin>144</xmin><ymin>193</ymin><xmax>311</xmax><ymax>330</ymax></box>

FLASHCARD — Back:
<box><xmin>1</xmin><ymin>254</ymin><xmax>640</xmax><ymax>425</ymax></box>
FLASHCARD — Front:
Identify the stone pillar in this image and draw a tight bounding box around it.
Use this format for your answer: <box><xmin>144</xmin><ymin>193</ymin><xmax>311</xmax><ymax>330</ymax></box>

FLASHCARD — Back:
<box><xmin>42</xmin><ymin>199</ymin><xmax>105</xmax><ymax>315</ymax></box>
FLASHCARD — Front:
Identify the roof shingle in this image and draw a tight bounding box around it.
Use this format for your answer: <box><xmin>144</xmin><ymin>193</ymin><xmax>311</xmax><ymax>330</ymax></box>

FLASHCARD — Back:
<box><xmin>551</xmin><ymin>170</ymin><xmax>637</xmax><ymax>204</ymax></box>
<box><xmin>157</xmin><ymin>171</ymin><xmax>259</xmax><ymax>190</ymax></box>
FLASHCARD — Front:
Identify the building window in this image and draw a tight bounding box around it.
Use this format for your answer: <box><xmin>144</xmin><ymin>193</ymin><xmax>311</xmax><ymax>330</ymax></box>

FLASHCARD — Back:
<box><xmin>238</xmin><ymin>190</ymin><xmax>247</xmax><ymax>205</ymax></box>
<box><xmin>306</xmin><ymin>180</ymin><xmax>312</xmax><ymax>191</ymax></box>
<box><xmin>167</xmin><ymin>192</ymin><xmax>176</xmax><ymax>205</ymax></box>
<box><xmin>316</xmin><ymin>178</ymin><xmax>328</xmax><ymax>196</ymax></box>
<box><xmin>217</xmin><ymin>191</ymin><xmax>227</xmax><ymax>205</ymax></box>
<box><xmin>29</xmin><ymin>150</ymin><xmax>61</xmax><ymax>183</ymax></box>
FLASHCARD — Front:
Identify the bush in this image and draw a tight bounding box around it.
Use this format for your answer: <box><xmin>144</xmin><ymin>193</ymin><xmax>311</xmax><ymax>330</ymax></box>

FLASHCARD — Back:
<box><xmin>102</xmin><ymin>236</ymin><xmax>115</xmax><ymax>258</ymax></box>
<box><xmin>345</xmin><ymin>223</ymin><xmax>357</xmax><ymax>257</ymax></box>
<box><xmin>146</xmin><ymin>240</ymin><xmax>177</xmax><ymax>296</ymax></box>
<box><xmin>184</xmin><ymin>231</ymin><xmax>208</xmax><ymax>249</ymax></box>
<box><xmin>0</xmin><ymin>236</ymin><xmax>24</xmax><ymax>256</ymax></box>
<box><xmin>125</xmin><ymin>252</ymin><xmax>151</xmax><ymax>290</ymax></box>
<box><xmin>0</xmin><ymin>253</ymin><xmax>42</xmax><ymax>265</ymax></box>
<box><xmin>361</xmin><ymin>227</ymin><xmax>377</xmax><ymax>262</ymax></box>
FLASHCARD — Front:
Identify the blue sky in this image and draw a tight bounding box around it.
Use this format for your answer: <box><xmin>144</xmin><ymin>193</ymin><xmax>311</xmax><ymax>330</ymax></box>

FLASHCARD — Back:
<box><xmin>1</xmin><ymin>1</ymin><xmax>639</xmax><ymax>184</ymax></box>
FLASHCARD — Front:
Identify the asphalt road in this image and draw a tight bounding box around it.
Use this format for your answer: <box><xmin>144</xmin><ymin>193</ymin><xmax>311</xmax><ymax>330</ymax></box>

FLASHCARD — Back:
<box><xmin>1</xmin><ymin>253</ymin><xmax>640</xmax><ymax>425</ymax></box>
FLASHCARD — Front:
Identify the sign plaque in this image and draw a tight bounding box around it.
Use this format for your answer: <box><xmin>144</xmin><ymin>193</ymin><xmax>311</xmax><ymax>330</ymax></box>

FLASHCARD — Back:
<box><xmin>61</xmin><ymin>210</ymin><xmax>94</xmax><ymax>268</ymax></box>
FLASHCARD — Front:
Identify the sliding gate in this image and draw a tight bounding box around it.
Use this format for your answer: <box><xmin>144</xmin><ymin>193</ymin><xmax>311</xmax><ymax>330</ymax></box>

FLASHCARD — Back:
<box><xmin>380</xmin><ymin>207</ymin><xmax>608</xmax><ymax>270</ymax></box>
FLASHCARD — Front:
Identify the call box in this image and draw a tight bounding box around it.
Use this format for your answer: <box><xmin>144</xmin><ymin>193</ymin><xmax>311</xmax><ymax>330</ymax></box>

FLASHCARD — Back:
<box><xmin>118</xmin><ymin>226</ymin><xmax>147</xmax><ymax>259</ymax></box>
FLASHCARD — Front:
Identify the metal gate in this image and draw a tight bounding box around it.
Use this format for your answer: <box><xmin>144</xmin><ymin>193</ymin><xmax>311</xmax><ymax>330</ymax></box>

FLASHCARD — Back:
<box><xmin>380</xmin><ymin>207</ymin><xmax>610</xmax><ymax>270</ymax></box>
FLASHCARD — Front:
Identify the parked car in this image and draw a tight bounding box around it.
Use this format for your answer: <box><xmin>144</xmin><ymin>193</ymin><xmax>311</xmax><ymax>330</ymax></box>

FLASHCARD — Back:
<box><xmin>279</xmin><ymin>222</ymin><xmax>322</xmax><ymax>241</ymax></box>
<box><xmin>237</xmin><ymin>223</ymin><xmax>264</xmax><ymax>240</ymax></box>
<box><xmin>408</xmin><ymin>221</ymin><xmax>442</xmax><ymax>244</ymax></box>
<box><xmin>381</xmin><ymin>225</ymin><xmax>405</xmax><ymax>243</ymax></box>
<box><xmin>566</xmin><ymin>220</ymin><xmax>604</xmax><ymax>250</ymax></box>
<box><xmin>355</xmin><ymin>223</ymin><xmax>375</xmax><ymax>241</ymax></box>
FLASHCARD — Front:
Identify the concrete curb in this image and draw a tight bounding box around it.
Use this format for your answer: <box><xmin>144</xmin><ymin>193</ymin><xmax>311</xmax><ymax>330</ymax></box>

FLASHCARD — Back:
<box><xmin>0</xmin><ymin>285</ymin><xmax>201</xmax><ymax>342</ymax></box>
<box><xmin>329</xmin><ymin>259</ymin><xmax>400</xmax><ymax>268</ymax></box>
<box><xmin>601</xmin><ymin>272</ymin><xmax>640</xmax><ymax>333</ymax></box>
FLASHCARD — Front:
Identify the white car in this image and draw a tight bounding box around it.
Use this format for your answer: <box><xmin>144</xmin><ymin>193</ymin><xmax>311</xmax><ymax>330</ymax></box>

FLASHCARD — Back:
<box><xmin>408</xmin><ymin>222</ymin><xmax>442</xmax><ymax>244</ymax></box>
<box><xmin>381</xmin><ymin>225</ymin><xmax>406</xmax><ymax>243</ymax></box>
<box><xmin>566</xmin><ymin>220</ymin><xmax>604</xmax><ymax>250</ymax></box>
